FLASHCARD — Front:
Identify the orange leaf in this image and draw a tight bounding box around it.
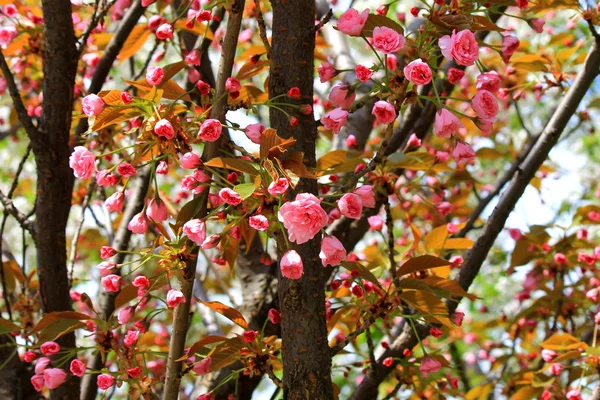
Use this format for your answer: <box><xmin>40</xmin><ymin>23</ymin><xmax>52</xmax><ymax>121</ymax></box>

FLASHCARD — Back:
<box><xmin>29</xmin><ymin>311</ymin><xmax>91</xmax><ymax>335</ymax></box>
<box><xmin>181</xmin><ymin>335</ymin><xmax>228</xmax><ymax>360</ymax></box>
<box><xmin>204</xmin><ymin>157</ymin><xmax>259</xmax><ymax>175</ymax></box>
<box><xmin>397</xmin><ymin>255</ymin><xmax>451</xmax><ymax>277</ymax></box>
<box><xmin>236</xmin><ymin>59</ymin><xmax>269</xmax><ymax>81</ymax></box>
<box><xmin>541</xmin><ymin>333</ymin><xmax>587</xmax><ymax>351</ymax></box>
<box><xmin>198</xmin><ymin>300</ymin><xmax>248</xmax><ymax>329</ymax></box>
<box><xmin>118</xmin><ymin>24</ymin><xmax>151</xmax><ymax>63</ymax></box>
<box><xmin>207</xmin><ymin>337</ymin><xmax>246</xmax><ymax>371</ymax></box>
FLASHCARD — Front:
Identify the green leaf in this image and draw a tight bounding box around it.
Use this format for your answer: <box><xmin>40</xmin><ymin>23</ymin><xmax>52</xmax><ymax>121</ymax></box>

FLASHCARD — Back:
<box><xmin>233</xmin><ymin>183</ymin><xmax>256</xmax><ymax>200</ymax></box>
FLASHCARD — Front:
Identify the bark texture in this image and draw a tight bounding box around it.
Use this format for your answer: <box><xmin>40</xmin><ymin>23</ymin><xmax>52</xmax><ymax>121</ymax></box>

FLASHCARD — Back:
<box><xmin>35</xmin><ymin>2</ymin><xmax>80</xmax><ymax>399</ymax></box>
<box><xmin>269</xmin><ymin>1</ymin><xmax>333</xmax><ymax>399</ymax></box>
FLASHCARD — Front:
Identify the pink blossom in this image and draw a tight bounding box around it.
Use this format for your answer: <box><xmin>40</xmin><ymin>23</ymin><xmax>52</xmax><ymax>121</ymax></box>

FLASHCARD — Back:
<box><xmin>185</xmin><ymin>49</ymin><xmax>201</xmax><ymax>66</ymax></box>
<box><xmin>0</xmin><ymin>26</ymin><xmax>17</xmax><ymax>47</ymax></box>
<box><xmin>452</xmin><ymin>141</ymin><xmax>475</xmax><ymax>168</ymax></box>
<box><xmin>43</xmin><ymin>368</ymin><xmax>67</xmax><ymax>389</ymax></box>
<box><xmin>502</xmin><ymin>34</ymin><xmax>520</xmax><ymax>63</ymax></box>
<box><xmin>146</xmin><ymin>199</ymin><xmax>168</xmax><ymax>221</ymax></box>
<box><xmin>550</xmin><ymin>363</ymin><xmax>563</xmax><ymax>375</ymax></box>
<box><xmin>368</xmin><ymin>215</ymin><xmax>383</xmax><ymax>231</ymax></box>
<box><xmin>97</xmin><ymin>373</ymin><xmax>115</xmax><ymax>390</ymax></box>
<box><xmin>70</xmin><ymin>146</ymin><xmax>96</xmax><ymax>180</ymax></box>
<box><xmin>40</xmin><ymin>341</ymin><xmax>60</xmax><ymax>356</ymax></box>
<box><xmin>181</xmin><ymin>170</ymin><xmax>211</xmax><ymax>194</ymax></box>
<box><xmin>181</xmin><ymin>152</ymin><xmax>202</xmax><ymax>169</ymax></box>
<box><xmin>96</xmin><ymin>170</ymin><xmax>117</xmax><ymax>187</ymax></box>
<box><xmin>70</xmin><ymin>359</ymin><xmax>86</xmax><ymax>377</ymax></box>
<box><xmin>434</xmin><ymin>108</ymin><xmax>463</xmax><ymax>138</ymax></box>
<box><xmin>146</xmin><ymin>66</ymin><xmax>164</xmax><ymax>86</ymax></box>
<box><xmin>183</xmin><ymin>219</ymin><xmax>206</xmax><ymax>245</ymax></box>
<box><xmin>280</xmin><ymin>250</ymin><xmax>304</xmax><ymax>279</ymax></box>
<box><xmin>320</xmin><ymin>236</ymin><xmax>347</xmax><ymax>267</ymax></box>
<box><xmin>371</xmin><ymin>100</ymin><xmax>396</xmax><ymax>124</ymax></box>
<box><xmin>35</xmin><ymin>357</ymin><xmax>51</xmax><ymax>375</ymax></box>
<box><xmin>451</xmin><ymin>312</ymin><xmax>465</xmax><ymax>326</ymax></box>
<box><xmin>132</xmin><ymin>275</ymin><xmax>150</xmax><ymax>288</ymax></box>
<box><xmin>156</xmin><ymin>23</ymin><xmax>173</xmax><ymax>40</ymax></box>
<box><xmin>199</xmin><ymin>119</ymin><xmax>222</xmax><ymax>142</ymax></box>
<box><xmin>278</xmin><ymin>193</ymin><xmax>328</xmax><ymax>244</ymax></box>
<box><xmin>530</xmin><ymin>18</ymin><xmax>545</xmax><ymax>33</ymax></box>
<box><xmin>193</xmin><ymin>356</ymin><xmax>212</xmax><ymax>374</ymax></box>
<box><xmin>124</xmin><ymin>330</ymin><xmax>139</xmax><ymax>347</ymax></box>
<box><xmin>154</xmin><ymin>119</ymin><xmax>175</xmax><ymax>139</ymax></box>
<box><xmin>219</xmin><ymin>188</ymin><xmax>243</xmax><ymax>206</ymax></box>
<box><xmin>403</xmin><ymin>59</ymin><xmax>432</xmax><ymax>85</ymax></box>
<box><xmin>338</xmin><ymin>193</ymin><xmax>363</xmax><ymax>220</ymax></box>
<box><xmin>318</xmin><ymin>61</ymin><xmax>337</xmax><ymax>83</ymax></box>
<box><xmin>105</xmin><ymin>192</ymin><xmax>124</xmax><ymax>213</ymax></box>
<box><xmin>166</xmin><ymin>289</ymin><xmax>186</xmax><ymax>308</ymax></box>
<box><xmin>2</xmin><ymin>5</ymin><xmax>18</xmax><ymax>18</ymax></box>
<box><xmin>472</xmin><ymin>90</ymin><xmax>499</xmax><ymax>120</ymax></box>
<box><xmin>372</xmin><ymin>26</ymin><xmax>405</xmax><ymax>54</ymax></box>
<box><xmin>447</xmin><ymin>68</ymin><xmax>465</xmax><ymax>84</ymax></box>
<box><xmin>354</xmin><ymin>185</ymin><xmax>375</xmax><ymax>208</ymax></box>
<box><xmin>225</xmin><ymin>77</ymin><xmax>241</xmax><ymax>93</ymax></box>
<box><xmin>249</xmin><ymin>214</ymin><xmax>269</xmax><ymax>231</ymax></box>
<box><xmin>23</xmin><ymin>351</ymin><xmax>37</xmax><ymax>363</ymax></box>
<box><xmin>244</xmin><ymin>123</ymin><xmax>264</xmax><ymax>144</ymax></box>
<box><xmin>476</xmin><ymin>71</ymin><xmax>501</xmax><ymax>93</ymax></box>
<box><xmin>337</xmin><ymin>8</ymin><xmax>369</xmax><ymax>36</ymax></box>
<box><xmin>329</xmin><ymin>84</ymin><xmax>356</xmax><ymax>109</ymax></box>
<box><xmin>202</xmin><ymin>234</ymin><xmax>220</xmax><ymax>249</ymax></box>
<box><xmin>101</xmin><ymin>274</ymin><xmax>121</xmax><ymax>292</ymax></box>
<box><xmin>419</xmin><ymin>357</ymin><xmax>441</xmax><ymax>377</ymax></box>
<box><xmin>82</xmin><ymin>94</ymin><xmax>106</xmax><ymax>117</ymax></box>
<box><xmin>541</xmin><ymin>349</ymin><xmax>557</xmax><ymax>363</ymax></box>
<box><xmin>566</xmin><ymin>390</ymin><xmax>582</xmax><ymax>400</ymax></box>
<box><xmin>117</xmin><ymin>163</ymin><xmax>137</xmax><ymax>177</ymax></box>
<box><xmin>439</xmin><ymin>29</ymin><xmax>479</xmax><ymax>66</ymax></box>
<box><xmin>405</xmin><ymin>133</ymin><xmax>421</xmax><ymax>150</ymax></box>
<box><xmin>117</xmin><ymin>306</ymin><xmax>135</xmax><ymax>325</ymax></box>
<box><xmin>268</xmin><ymin>178</ymin><xmax>289</xmax><ymax>196</ymax></box>
<box><xmin>321</xmin><ymin>108</ymin><xmax>349</xmax><ymax>134</ymax></box>
<box><xmin>31</xmin><ymin>375</ymin><xmax>45</xmax><ymax>392</ymax></box>
<box><xmin>268</xmin><ymin>308</ymin><xmax>281</xmax><ymax>324</ymax></box>
<box><xmin>355</xmin><ymin>65</ymin><xmax>373</xmax><ymax>82</ymax></box>
<box><xmin>128</xmin><ymin>212</ymin><xmax>148</xmax><ymax>234</ymax></box>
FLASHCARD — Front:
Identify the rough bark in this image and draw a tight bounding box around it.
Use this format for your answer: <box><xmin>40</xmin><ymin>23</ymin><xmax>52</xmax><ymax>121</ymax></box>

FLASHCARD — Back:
<box><xmin>269</xmin><ymin>1</ymin><xmax>333</xmax><ymax>399</ymax></box>
<box><xmin>34</xmin><ymin>2</ymin><xmax>80</xmax><ymax>399</ymax></box>
<box><xmin>349</xmin><ymin>37</ymin><xmax>600</xmax><ymax>400</ymax></box>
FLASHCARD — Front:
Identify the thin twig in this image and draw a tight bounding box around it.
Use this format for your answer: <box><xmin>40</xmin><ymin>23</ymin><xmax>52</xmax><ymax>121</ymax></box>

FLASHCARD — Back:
<box><xmin>0</xmin><ymin>189</ymin><xmax>34</xmax><ymax>233</ymax></box>
<box><xmin>314</xmin><ymin>8</ymin><xmax>333</xmax><ymax>32</ymax></box>
<box><xmin>78</xmin><ymin>0</ymin><xmax>119</xmax><ymax>56</ymax></box>
<box><xmin>384</xmin><ymin>196</ymin><xmax>399</xmax><ymax>288</ymax></box>
<box><xmin>68</xmin><ymin>181</ymin><xmax>96</xmax><ymax>287</ymax></box>
<box><xmin>254</xmin><ymin>0</ymin><xmax>271</xmax><ymax>58</ymax></box>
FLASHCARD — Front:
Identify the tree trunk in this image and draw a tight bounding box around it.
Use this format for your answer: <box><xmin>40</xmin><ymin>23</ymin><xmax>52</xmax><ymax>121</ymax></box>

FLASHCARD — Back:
<box><xmin>35</xmin><ymin>2</ymin><xmax>80</xmax><ymax>399</ymax></box>
<box><xmin>269</xmin><ymin>1</ymin><xmax>333</xmax><ymax>399</ymax></box>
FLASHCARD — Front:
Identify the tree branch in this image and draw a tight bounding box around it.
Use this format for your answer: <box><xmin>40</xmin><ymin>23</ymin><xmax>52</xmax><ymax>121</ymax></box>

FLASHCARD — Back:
<box><xmin>0</xmin><ymin>189</ymin><xmax>34</xmax><ymax>233</ymax></box>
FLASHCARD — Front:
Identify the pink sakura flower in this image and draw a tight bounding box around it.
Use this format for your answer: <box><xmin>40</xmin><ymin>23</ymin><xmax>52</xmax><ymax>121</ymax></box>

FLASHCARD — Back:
<box><xmin>541</xmin><ymin>349</ymin><xmax>557</xmax><ymax>363</ymax></box>
<box><xmin>193</xmin><ymin>356</ymin><xmax>212</xmax><ymax>375</ymax></box>
<box><xmin>225</xmin><ymin>77</ymin><xmax>241</xmax><ymax>93</ymax></box>
<box><xmin>199</xmin><ymin>119</ymin><xmax>222</xmax><ymax>142</ymax></box>
<box><xmin>69</xmin><ymin>359</ymin><xmax>86</xmax><ymax>377</ymax></box>
<box><xmin>97</xmin><ymin>373</ymin><xmax>115</xmax><ymax>390</ymax></box>
<box><xmin>146</xmin><ymin>199</ymin><xmax>168</xmax><ymax>222</ymax></box>
<box><xmin>501</xmin><ymin>34</ymin><xmax>520</xmax><ymax>63</ymax></box>
<box><xmin>439</xmin><ymin>29</ymin><xmax>479</xmax><ymax>66</ymax></box>
<box><xmin>117</xmin><ymin>306</ymin><xmax>136</xmax><ymax>325</ymax></box>
<box><xmin>278</xmin><ymin>193</ymin><xmax>328</xmax><ymax>244</ymax></box>
<box><xmin>372</xmin><ymin>26</ymin><xmax>405</xmax><ymax>54</ymax></box>
<box><xmin>128</xmin><ymin>212</ymin><xmax>148</xmax><ymax>234</ymax></box>
<box><xmin>320</xmin><ymin>236</ymin><xmax>347</xmax><ymax>267</ymax></box>
<box><xmin>154</xmin><ymin>119</ymin><xmax>175</xmax><ymax>139</ymax></box>
<box><xmin>31</xmin><ymin>375</ymin><xmax>45</xmax><ymax>392</ymax></box>
<box><xmin>185</xmin><ymin>49</ymin><xmax>201</xmax><ymax>66</ymax></box>
<box><xmin>371</xmin><ymin>100</ymin><xmax>396</xmax><ymax>124</ymax></box>
<box><xmin>43</xmin><ymin>368</ymin><xmax>67</xmax><ymax>389</ymax></box>
<box><xmin>117</xmin><ymin>163</ymin><xmax>137</xmax><ymax>177</ymax></box>
<box><xmin>35</xmin><ymin>357</ymin><xmax>51</xmax><ymax>374</ymax></box>
<box><xmin>181</xmin><ymin>170</ymin><xmax>211</xmax><ymax>194</ymax></box>
<box><xmin>368</xmin><ymin>215</ymin><xmax>384</xmax><ymax>231</ymax></box>
<box><xmin>268</xmin><ymin>308</ymin><xmax>281</xmax><ymax>324</ymax></box>
<box><xmin>476</xmin><ymin>71</ymin><xmax>501</xmax><ymax>93</ymax></box>
<box><xmin>0</xmin><ymin>26</ymin><xmax>17</xmax><ymax>47</ymax></box>
<box><xmin>452</xmin><ymin>141</ymin><xmax>476</xmax><ymax>168</ymax></box>
<box><xmin>337</xmin><ymin>8</ymin><xmax>369</xmax><ymax>36</ymax></box>
<box><xmin>81</xmin><ymin>94</ymin><xmax>106</xmax><ymax>117</ymax></box>
<box><xmin>40</xmin><ymin>342</ymin><xmax>60</xmax><ymax>356</ymax></box>
<box><xmin>181</xmin><ymin>152</ymin><xmax>202</xmax><ymax>169</ymax></box>
<box><xmin>318</xmin><ymin>61</ymin><xmax>337</xmax><ymax>82</ymax></box>
<box><xmin>123</xmin><ymin>330</ymin><xmax>139</xmax><ymax>347</ymax></box>
<box><xmin>530</xmin><ymin>18</ymin><xmax>545</xmax><ymax>33</ymax></box>
<box><xmin>244</xmin><ymin>122</ymin><xmax>264</xmax><ymax>144</ymax></box>
<box><xmin>321</xmin><ymin>108</ymin><xmax>349</xmax><ymax>134</ymax></box>
<box><xmin>280</xmin><ymin>250</ymin><xmax>304</xmax><ymax>279</ymax></box>
<box><xmin>155</xmin><ymin>23</ymin><xmax>174</xmax><ymax>40</ymax></box>
<box><xmin>337</xmin><ymin>193</ymin><xmax>363</xmax><ymax>219</ymax></box>
<box><xmin>166</xmin><ymin>289</ymin><xmax>186</xmax><ymax>308</ymax></box>
<box><xmin>219</xmin><ymin>188</ymin><xmax>243</xmax><ymax>206</ymax></box>
<box><xmin>183</xmin><ymin>219</ymin><xmax>206</xmax><ymax>245</ymax></box>
<box><xmin>132</xmin><ymin>275</ymin><xmax>150</xmax><ymax>288</ymax></box>
<box><xmin>23</xmin><ymin>351</ymin><xmax>37</xmax><ymax>363</ymax></box>
<box><xmin>146</xmin><ymin>66</ymin><xmax>164</xmax><ymax>86</ymax></box>
<box><xmin>249</xmin><ymin>214</ymin><xmax>269</xmax><ymax>231</ymax></box>
<box><xmin>451</xmin><ymin>312</ymin><xmax>465</xmax><ymax>326</ymax></box>
<box><xmin>434</xmin><ymin>108</ymin><xmax>464</xmax><ymax>139</ymax></box>
<box><xmin>96</xmin><ymin>170</ymin><xmax>117</xmax><ymax>187</ymax></box>
<box><xmin>268</xmin><ymin>178</ymin><xmax>289</xmax><ymax>196</ymax></box>
<box><xmin>2</xmin><ymin>5</ymin><xmax>18</xmax><ymax>18</ymax></box>
<box><xmin>105</xmin><ymin>192</ymin><xmax>124</xmax><ymax>213</ymax></box>
<box><xmin>354</xmin><ymin>185</ymin><xmax>375</xmax><ymax>207</ymax></box>
<box><xmin>419</xmin><ymin>357</ymin><xmax>441</xmax><ymax>377</ymax></box>
<box><xmin>471</xmin><ymin>90</ymin><xmax>499</xmax><ymax>120</ymax></box>
<box><xmin>447</xmin><ymin>68</ymin><xmax>465</xmax><ymax>84</ymax></box>
<box><xmin>101</xmin><ymin>274</ymin><xmax>121</xmax><ymax>292</ymax></box>
<box><xmin>70</xmin><ymin>146</ymin><xmax>96</xmax><ymax>179</ymax></box>
<box><xmin>355</xmin><ymin>65</ymin><xmax>373</xmax><ymax>82</ymax></box>
<box><xmin>329</xmin><ymin>84</ymin><xmax>356</xmax><ymax>109</ymax></box>
<box><xmin>403</xmin><ymin>59</ymin><xmax>432</xmax><ymax>85</ymax></box>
